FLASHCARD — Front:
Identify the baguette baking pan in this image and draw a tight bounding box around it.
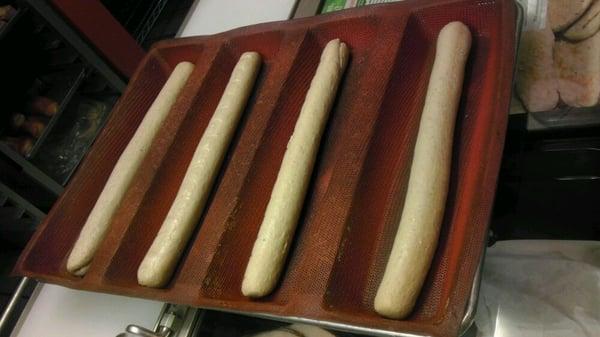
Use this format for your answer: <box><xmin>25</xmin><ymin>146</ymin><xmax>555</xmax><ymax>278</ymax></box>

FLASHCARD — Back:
<box><xmin>15</xmin><ymin>1</ymin><xmax>517</xmax><ymax>336</ymax></box>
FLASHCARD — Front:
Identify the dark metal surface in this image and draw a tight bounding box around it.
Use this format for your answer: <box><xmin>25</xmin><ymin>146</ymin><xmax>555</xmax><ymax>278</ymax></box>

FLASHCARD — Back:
<box><xmin>0</xmin><ymin>144</ymin><xmax>63</xmax><ymax>195</ymax></box>
<box><xmin>24</xmin><ymin>0</ymin><xmax>126</xmax><ymax>91</ymax></box>
<box><xmin>28</xmin><ymin>66</ymin><xmax>88</xmax><ymax>158</ymax></box>
<box><xmin>0</xmin><ymin>278</ymin><xmax>33</xmax><ymax>337</ymax></box>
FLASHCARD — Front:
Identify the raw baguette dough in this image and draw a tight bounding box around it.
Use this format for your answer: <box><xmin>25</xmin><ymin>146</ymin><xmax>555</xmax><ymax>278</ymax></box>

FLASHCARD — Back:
<box><xmin>564</xmin><ymin>0</ymin><xmax>600</xmax><ymax>41</ymax></box>
<box><xmin>555</xmin><ymin>29</ymin><xmax>600</xmax><ymax>107</ymax></box>
<box><xmin>548</xmin><ymin>0</ymin><xmax>592</xmax><ymax>32</ymax></box>
<box><xmin>241</xmin><ymin>39</ymin><xmax>349</xmax><ymax>298</ymax></box>
<box><xmin>515</xmin><ymin>27</ymin><xmax>560</xmax><ymax>112</ymax></box>
<box><xmin>374</xmin><ymin>22</ymin><xmax>471</xmax><ymax>319</ymax></box>
<box><xmin>137</xmin><ymin>52</ymin><xmax>261</xmax><ymax>288</ymax></box>
<box><xmin>66</xmin><ymin>62</ymin><xmax>195</xmax><ymax>276</ymax></box>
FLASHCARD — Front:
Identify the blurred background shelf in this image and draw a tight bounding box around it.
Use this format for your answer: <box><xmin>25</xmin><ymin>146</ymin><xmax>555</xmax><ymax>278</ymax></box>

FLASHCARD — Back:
<box><xmin>102</xmin><ymin>0</ymin><xmax>170</xmax><ymax>44</ymax></box>
<box><xmin>0</xmin><ymin>6</ymin><xmax>26</xmax><ymax>40</ymax></box>
<box><xmin>0</xmin><ymin>0</ymin><xmax>198</xmax><ymax>252</ymax></box>
<box><xmin>0</xmin><ymin>1</ymin><xmax>159</xmax><ymax>334</ymax></box>
<box><xmin>27</xmin><ymin>65</ymin><xmax>88</xmax><ymax>158</ymax></box>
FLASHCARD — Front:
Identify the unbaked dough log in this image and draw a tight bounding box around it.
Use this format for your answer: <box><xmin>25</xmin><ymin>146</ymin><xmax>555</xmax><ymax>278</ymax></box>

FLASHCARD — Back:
<box><xmin>137</xmin><ymin>52</ymin><xmax>261</xmax><ymax>288</ymax></box>
<box><xmin>66</xmin><ymin>62</ymin><xmax>195</xmax><ymax>276</ymax></box>
<box><xmin>564</xmin><ymin>0</ymin><xmax>600</xmax><ymax>41</ymax></box>
<box><xmin>515</xmin><ymin>26</ymin><xmax>559</xmax><ymax>112</ymax></box>
<box><xmin>555</xmin><ymin>30</ymin><xmax>600</xmax><ymax>107</ymax></box>
<box><xmin>548</xmin><ymin>0</ymin><xmax>592</xmax><ymax>32</ymax></box>
<box><xmin>241</xmin><ymin>39</ymin><xmax>349</xmax><ymax>297</ymax></box>
<box><xmin>374</xmin><ymin>22</ymin><xmax>471</xmax><ymax>319</ymax></box>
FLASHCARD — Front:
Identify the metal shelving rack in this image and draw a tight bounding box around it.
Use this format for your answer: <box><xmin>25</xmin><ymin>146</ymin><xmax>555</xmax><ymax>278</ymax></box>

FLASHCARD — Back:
<box><xmin>0</xmin><ymin>182</ymin><xmax>45</xmax><ymax>228</ymax></box>
<box><xmin>27</xmin><ymin>66</ymin><xmax>88</xmax><ymax>158</ymax></box>
<box><xmin>0</xmin><ymin>1</ymin><xmax>125</xmax><ymax>201</ymax></box>
<box><xmin>0</xmin><ymin>6</ymin><xmax>26</xmax><ymax>39</ymax></box>
<box><xmin>0</xmin><ymin>1</ymin><xmax>129</xmax><ymax>335</ymax></box>
<box><xmin>0</xmin><ymin>0</ymin><xmax>181</xmax><ymax>334</ymax></box>
<box><xmin>102</xmin><ymin>0</ymin><xmax>170</xmax><ymax>43</ymax></box>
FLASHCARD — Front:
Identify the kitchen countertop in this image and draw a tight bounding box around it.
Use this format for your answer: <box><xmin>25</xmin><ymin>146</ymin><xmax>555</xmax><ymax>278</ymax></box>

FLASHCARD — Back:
<box><xmin>11</xmin><ymin>284</ymin><xmax>163</xmax><ymax>337</ymax></box>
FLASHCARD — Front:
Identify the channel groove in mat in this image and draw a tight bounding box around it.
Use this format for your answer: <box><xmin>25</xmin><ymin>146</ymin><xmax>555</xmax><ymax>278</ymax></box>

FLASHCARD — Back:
<box><xmin>15</xmin><ymin>0</ymin><xmax>516</xmax><ymax>336</ymax></box>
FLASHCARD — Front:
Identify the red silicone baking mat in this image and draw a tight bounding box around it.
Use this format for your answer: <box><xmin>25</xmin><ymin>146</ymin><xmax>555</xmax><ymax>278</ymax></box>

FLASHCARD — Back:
<box><xmin>15</xmin><ymin>1</ymin><xmax>516</xmax><ymax>336</ymax></box>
